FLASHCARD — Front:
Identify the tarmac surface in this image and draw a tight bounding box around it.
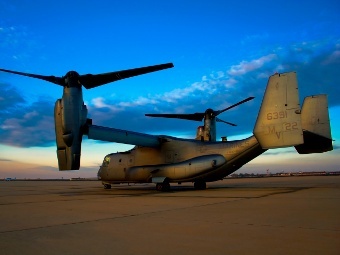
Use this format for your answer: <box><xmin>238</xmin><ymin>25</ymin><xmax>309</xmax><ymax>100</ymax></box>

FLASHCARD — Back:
<box><xmin>0</xmin><ymin>176</ymin><xmax>339</xmax><ymax>255</ymax></box>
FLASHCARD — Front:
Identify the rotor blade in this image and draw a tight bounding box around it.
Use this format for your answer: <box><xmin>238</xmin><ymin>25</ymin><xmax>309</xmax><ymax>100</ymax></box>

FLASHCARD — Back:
<box><xmin>214</xmin><ymin>96</ymin><xmax>255</xmax><ymax>116</ymax></box>
<box><xmin>216</xmin><ymin>117</ymin><xmax>237</xmax><ymax>126</ymax></box>
<box><xmin>0</xmin><ymin>68</ymin><xmax>64</xmax><ymax>86</ymax></box>
<box><xmin>79</xmin><ymin>63</ymin><xmax>174</xmax><ymax>89</ymax></box>
<box><xmin>87</xmin><ymin>125</ymin><xmax>161</xmax><ymax>147</ymax></box>
<box><xmin>145</xmin><ymin>113</ymin><xmax>205</xmax><ymax>122</ymax></box>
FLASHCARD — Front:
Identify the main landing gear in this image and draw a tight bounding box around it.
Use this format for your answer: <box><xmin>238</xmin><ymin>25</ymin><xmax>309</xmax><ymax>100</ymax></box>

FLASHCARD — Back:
<box><xmin>194</xmin><ymin>180</ymin><xmax>206</xmax><ymax>190</ymax></box>
<box><xmin>155</xmin><ymin>180</ymin><xmax>206</xmax><ymax>191</ymax></box>
<box><xmin>156</xmin><ymin>181</ymin><xmax>170</xmax><ymax>192</ymax></box>
<box><xmin>103</xmin><ymin>184</ymin><xmax>111</xmax><ymax>189</ymax></box>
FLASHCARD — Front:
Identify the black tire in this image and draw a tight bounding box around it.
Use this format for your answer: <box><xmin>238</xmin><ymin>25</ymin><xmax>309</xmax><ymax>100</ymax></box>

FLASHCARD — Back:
<box><xmin>156</xmin><ymin>183</ymin><xmax>163</xmax><ymax>191</ymax></box>
<box><xmin>163</xmin><ymin>182</ymin><xmax>170</xmax><ymax>191</ymax></box>
<box><xmin>156</xmin><ymin>182</ymin><xmax>170</xmax><ymax>192</ymax></box>
<box><xmin>194</xmin><ymin>181</ymin><xmax>206</xmax><ymax>190</ymax></box>
<box><xmin>103</xmin><ymin>184</ymin><xmax>111</xmax><ymax>189</ymax></box>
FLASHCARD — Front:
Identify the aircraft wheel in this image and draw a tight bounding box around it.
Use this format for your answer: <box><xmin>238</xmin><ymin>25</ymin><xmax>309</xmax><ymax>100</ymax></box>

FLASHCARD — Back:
<box><xmin>156</xmin><ymin>182</ymin><xmax>170</xmax><ymax>192</ymax></box>
<box><xmin>163</xmin><ymin>182</ymin><xmax>170</xmax><ymax>191</ymax></box>
<box><xmin>103</xmin><ymin>184</ymin><xmax>111</xmax><ymax>189</ymax></box>
<box><xmin>156</xmin><ymin>183</ymin><xmax>163</xmax><ymax>191</ymax></box>
<box><xmin>194</xmin><ymin>181</ymin><xmax>206</xmax><ymax>190</ymax></box>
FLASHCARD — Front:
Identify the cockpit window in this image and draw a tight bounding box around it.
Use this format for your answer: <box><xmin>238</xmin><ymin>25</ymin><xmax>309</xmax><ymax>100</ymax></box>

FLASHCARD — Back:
<box><xmin>103</xmin><ymin>156</ymin><xmax>110</xmax><ymax>167</ymax></box>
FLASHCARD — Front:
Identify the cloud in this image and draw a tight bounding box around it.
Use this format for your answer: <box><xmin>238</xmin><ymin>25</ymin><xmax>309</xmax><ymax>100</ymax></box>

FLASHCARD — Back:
<box><xmin>0</xmin><ymin>158</ymin><xmax>12</xmax><ymax>162</ymax></box>
<box><xmin>227</xmin><ymin>54</ymin><xmax>277</xmax><ymax>76</ymax></box>
<box><xmin>0</xmin><ymin>21</ymin><xmax>43</xmax><ymax>65</ymax></box>
<box><xmin>0</xmin><ymin>159</ymin><xmax>97</xmax><ymax>179</ymax></box>
<box><xmin>0</xmin><ymin>82</ymin><xmax>26</xmax><ymax>111</ymax></box>
<box><xmin>322</xmin><ymin>50</ymin><xmax>340</xmax><ymax>65</ymax></box>
<box><xmin>0</xmin><ymin>83</ymin><xmax>55</xmax><ymax>147</ymax></box>
<box><xmin>88</xmin><ymin>54</ymin><xmax>278</xmax><ymax>117</ymax></box>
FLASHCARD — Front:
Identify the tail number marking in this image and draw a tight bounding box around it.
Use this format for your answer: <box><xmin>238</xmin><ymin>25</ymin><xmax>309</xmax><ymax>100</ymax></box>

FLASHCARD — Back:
<box><xmin>267</xmin><ymin>111</ymin><xmax>287</xmax><ymax>120</ymax></box>
<box><xmin>265</xmin><ymin>122</ymin><xmax>298</xmax><ymax>139</ymax></box>
<box><xmin>283</xmin><ymin>122</ymin><xmax>298</xmax><ymax>131</ymax></box>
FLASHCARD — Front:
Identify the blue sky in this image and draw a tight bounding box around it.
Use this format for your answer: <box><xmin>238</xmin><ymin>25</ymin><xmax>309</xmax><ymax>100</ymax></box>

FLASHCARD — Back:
<box><xmin>0</xmin><ymin>0</ymin><xmax>339</xmax><ymax>178</ymax></box>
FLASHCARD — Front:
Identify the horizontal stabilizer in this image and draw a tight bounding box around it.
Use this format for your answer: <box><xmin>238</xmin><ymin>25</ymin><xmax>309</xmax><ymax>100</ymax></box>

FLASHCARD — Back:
<box><xmin>295</xmin><ymin>95</ymin><xmax>333</xmax><ymax>154</ymax></box>
<box><xmin>295</xmin><ymin>131</ymin><xmax>333</xmax><ymax>154</ymax></box>
<box><xmin>254</xmin><ymin>72</ymin><xmax>303</xmax><ymax>149</ymax></box>
<box><xmin>86</xmin><ymin>125</ymin><xmax>161</xmax><ymax>147</ymax></box>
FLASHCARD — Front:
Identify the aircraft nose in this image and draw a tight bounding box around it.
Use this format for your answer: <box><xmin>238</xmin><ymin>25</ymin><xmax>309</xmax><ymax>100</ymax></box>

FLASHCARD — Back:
<box><xmin>97</xmin><ymin>166</ymin><xmax>104</xmax><ymax>180</ymax></box>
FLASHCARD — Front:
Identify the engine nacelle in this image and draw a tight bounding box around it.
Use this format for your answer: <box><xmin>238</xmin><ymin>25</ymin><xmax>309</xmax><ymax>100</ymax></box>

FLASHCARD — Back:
<box><xmin>54</xmin><ymin>87</ymin><xmax>88</xmax><ymax>170</ymax></box>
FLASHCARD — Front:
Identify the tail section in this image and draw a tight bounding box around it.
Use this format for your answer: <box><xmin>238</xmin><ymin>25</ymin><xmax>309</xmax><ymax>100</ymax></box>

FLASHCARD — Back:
<box><xmin>253</xmin><ymin>72</ymin><xmax>304</xmax><ymax>149</ymax></box>
<box><xmin>295</xmin><ymin>95</ymin><xmax>333</xmax><ymax>154</ymax></box>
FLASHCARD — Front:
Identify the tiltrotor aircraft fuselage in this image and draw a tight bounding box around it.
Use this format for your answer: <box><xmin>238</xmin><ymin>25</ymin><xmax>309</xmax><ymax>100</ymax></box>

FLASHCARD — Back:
<box><xmin>0</xmin><ymin>65</ymin><xmax>333</xmax><ymax>191</ymax></box>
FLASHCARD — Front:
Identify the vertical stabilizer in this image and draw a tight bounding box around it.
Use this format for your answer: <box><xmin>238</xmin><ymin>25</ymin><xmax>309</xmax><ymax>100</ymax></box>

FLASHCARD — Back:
<box><xmin>295</xmin><ymin>95</ymin><xmax>333</xmax><ymax>153</ymax></box>
<box><xmin>254</xmin><ymin>72</ymin><xmax>303</xmax><ymax>149</ymax></box>
<box><xmin>299</xmin><ymin>95</ymin><xmax>331</xmax><ymax>138</ymax></box>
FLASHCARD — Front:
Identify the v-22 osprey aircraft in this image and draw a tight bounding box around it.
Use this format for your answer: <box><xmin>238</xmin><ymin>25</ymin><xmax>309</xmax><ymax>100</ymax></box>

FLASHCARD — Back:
<box><xmin>0</xmin><ymin>64</ymin><xmax>333</xmax><ymax>191</ymax></box>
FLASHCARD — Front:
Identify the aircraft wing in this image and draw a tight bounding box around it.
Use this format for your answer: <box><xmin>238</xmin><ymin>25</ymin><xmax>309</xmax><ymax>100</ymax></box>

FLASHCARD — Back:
<box><xmin>86</xmin><ymin>125</ymin><xmax>162</xmax><ymax>147</ymax></box>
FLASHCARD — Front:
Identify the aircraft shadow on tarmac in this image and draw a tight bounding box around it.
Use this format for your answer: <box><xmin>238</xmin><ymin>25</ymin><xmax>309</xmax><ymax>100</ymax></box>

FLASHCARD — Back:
<box><xmin>55</xmin><ymin>182</ymin><xmax>309</xmax><ymax>199</ymax></box>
